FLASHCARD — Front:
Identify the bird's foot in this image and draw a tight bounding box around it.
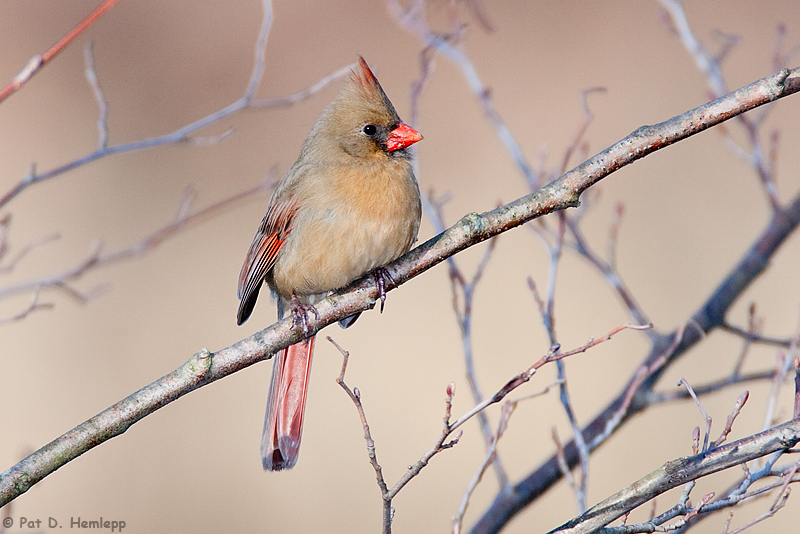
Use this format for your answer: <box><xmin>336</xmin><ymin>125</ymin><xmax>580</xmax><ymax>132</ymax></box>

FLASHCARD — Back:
<box><xmin>373</xmin><ymin>267</ymin><xmax>397</xmax><ymax>313</ymax></box>
<box><xmin>290</xmin><ymin>292</ymin><xmax>319</xmax><ymax>336</ymax></box>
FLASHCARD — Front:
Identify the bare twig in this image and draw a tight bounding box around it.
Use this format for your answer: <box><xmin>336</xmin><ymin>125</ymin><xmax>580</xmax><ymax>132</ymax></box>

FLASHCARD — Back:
<box><xmin>762</xmin><ymin>347</ymin><xmax>797</xmax><ymax>432</ymax></box>
<box><xmin>559</xmin><ymin>87</ymin><xmax>607</xmax><ymax>176</ymax></box>
<box><xmin>83</xmin><ymin>42</ymin><xmax>109</xmax><ymax>150</ymax></box>
<box><xmin>712</xmin><ymin>391</ymin><xmax>750</xmax><ymax>449</ymax></box>
<box><xmin>658</xmin><ymin>0</ymin><xmax>728</xmax><ymax>97</ymax></box>
<box><xmin>453</xmin><ymin>403</ymin><xmax>511</xmax><ymax>534</ymax></box>
<box><xmin>679</xmin><ymin>378</ymin><xmax>713</xmax><ymax>452</ymax></box>
<box><xmin>607</xmin><ymin>202</ymin><xmax>624</xmax><ymax>272</ymax></box>
<box><xmin>535</xmin><ymin>208</ymin><xmax>590</xmax><ymax>514</ymax></box>
<box><xmin>421</xmin><ymin>326</ymin><xmax>638</xmax><ymax>523</ymax></box>
<box><xmin>0</xmin><ymin>288</ymin><xmax>54</xmax><ymax>324</ymax></box>
<box><xmin>449</xmin><ymin>324</ymin><xmax>650</xmax><ymax>437</ymax></box>
<box><xmin>727</xmin><ymin>303</ymin><xmax>758</xmax><ymax>383</ymax></box>
<box><xmin>648</xmin><ymin>370</ymin><xmax>777</xmax><ymax>404</ymax></box>
<box><xmin>565</xmin><ymin>214</ymin><xmax>651</xmax><ymax>330</ymax></box>
<box><xmin>248</xmin><ymin>64</ymin><xmax>355</xmax><ymax>108</ymax></box>
<box><xmin>773</xmin><ymin>25</ymin><xmax>800</xmax><ymax>72</ymax></box>
<box><xmin>752</xmin><ymin>322</ymin><xmax>800</xmax><ymax>466</ymax></box>
<box><xmin>587</xmin><ymin>326</ymin><xmax>686</xmax><ymax>450</ymax></box>
<box><xmin>553</xmin><ymin>427</ymin><xmax>579</xmax><ymax>499</ymax></box>
<box><xmin>794</xmin><ymin>356</ymin><xmax>800</xmax><ymax>420</ymax></box>
<box><xmin>617</xmin><ymin>462</ymin><xmax>800</xmax><ymax>534</ymax></box>
<box><xmin>328</xmin><ymin>337</ymin><xmax>392</xmax><ymax>533</ymax></box>
<box><xmin>0</xmin><ymin>229</ymin><xmax>60</xmax><ymax>274</ymax></box>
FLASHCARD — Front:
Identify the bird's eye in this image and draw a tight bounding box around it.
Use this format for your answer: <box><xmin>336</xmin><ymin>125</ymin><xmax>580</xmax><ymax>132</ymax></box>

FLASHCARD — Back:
<box><xmin>362</xmin><ymin>124</ymin><xmax>377</xmax><ymax>136</ymax></box>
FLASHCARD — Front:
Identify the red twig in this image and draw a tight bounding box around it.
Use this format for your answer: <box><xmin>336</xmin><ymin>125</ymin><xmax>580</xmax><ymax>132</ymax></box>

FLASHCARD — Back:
<box><xmin>0</xmin><ymin>0</ymin><xmax>122</xmax><ymax>105</ymax></box>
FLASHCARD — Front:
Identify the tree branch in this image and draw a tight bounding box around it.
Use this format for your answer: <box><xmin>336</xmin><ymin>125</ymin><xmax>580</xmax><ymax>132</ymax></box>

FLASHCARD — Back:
<box><xmin>2</xmin><ymin>64</ymin><xmax>799</xmax><ymax>509</ymax></box>
<box><xmin>548</xmin><ymin>419</ymin><xmax>800</xmax><ymax>534</ymax></box>
<box><xmin>469</xmin><ymin>68</ymin><xmax>800</xmax><ymax>533</ymax></box>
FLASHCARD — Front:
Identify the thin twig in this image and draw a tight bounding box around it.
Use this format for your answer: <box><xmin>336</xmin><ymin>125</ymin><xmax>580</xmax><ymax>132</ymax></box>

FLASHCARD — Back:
<box><xmin>794</xmin><ymin>356</ymin><xmax>800</xmax><ymax>420</ymax></box>
<box><xmin>538</xmin><ymin>209</ymin><xmax>590</xmax><ymax>513</ymax></box>
<box><xmin>0</xmin><ymin>287</ymin><xmax>54</xmax><ymax>324</ymax></box>
<box><xmin>249</xmin><ymin>64</ymin><xmax>354</xmax><ymax>107</ymax></box>
<box><xmin>450</xmin><ymin>324</ymin><xmax>651</xmax><ymax>436</ymax></box>
<box><xmin>712</xmin><ymin>391</ymin><xmax>750</xmax><ymax>449</ymax></box>
<box><xmin>679</xmin><ymin>377</ymin><xmax>713</xmax><ymax>452</ymax></box>
<box><xmin>0</xmin><ymin>230</ymin><xmax>61</xmax><ymax>274</ymax></box>
<box><xmin>762</xmin><ymin>330</ymin><xmax>798</xmax><ymax>431</ymax></box>
<box><xmin>453</xmin><ymin>403</ymin><xmax>512</xmax><ymax>534</ymax></box>
<box><xmin>553</xmin><ymin>427</ymin><xmax>579</xmax><ymax>498</ymax></box>
<box><xmin>83</xmin><ymin>42</ymin><xmax>109</xmax><ymax>150</ymax></box>
<box><xmin>565</xmin><ymin>216</ymin><xmax>651</xmax><ymax>331</ymax></box>
<box><xmin>327</xmin><ymin>337</ymin><xmax>392</xmax><ymax>533</ymax></box>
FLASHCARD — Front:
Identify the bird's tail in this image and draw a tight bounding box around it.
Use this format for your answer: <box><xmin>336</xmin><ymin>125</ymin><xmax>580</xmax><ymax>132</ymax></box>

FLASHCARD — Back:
<box><xmin>261</xmin><ymin>336</ymin><xmax>315</xmax><ymax>470</ymax></box>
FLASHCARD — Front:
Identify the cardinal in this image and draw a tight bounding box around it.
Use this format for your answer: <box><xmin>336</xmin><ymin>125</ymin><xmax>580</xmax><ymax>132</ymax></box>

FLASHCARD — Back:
<box><xmin>237</xmin><ymin>57</ymin><xmax>423</xmax><ymax>471</ymax></box>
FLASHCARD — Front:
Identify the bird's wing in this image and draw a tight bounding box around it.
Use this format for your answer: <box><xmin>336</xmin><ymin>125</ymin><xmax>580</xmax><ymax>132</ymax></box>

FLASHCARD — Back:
<box><xmin>237</xmin><ymin>197</ymin><xmax>296</xmax><ymax>324</ymax></box>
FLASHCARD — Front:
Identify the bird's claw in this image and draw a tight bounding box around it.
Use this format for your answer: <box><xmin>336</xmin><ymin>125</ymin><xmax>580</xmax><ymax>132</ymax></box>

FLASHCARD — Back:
<box><xmin>374</xmin><ymin>268</ymin><xmax>396</xmax><ymax>313</ymax></box>
<box><xmin>290</xmin><ymin>292</ymin><xmax>319</xmax><ymax>336</ymax></box>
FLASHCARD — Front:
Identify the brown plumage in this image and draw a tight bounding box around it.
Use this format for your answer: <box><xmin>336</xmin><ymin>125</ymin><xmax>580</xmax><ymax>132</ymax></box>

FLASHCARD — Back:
<box><xmin>237</xmin><ymin>57</ymin><xmax>423</xmax><ymax>470</ymax></box>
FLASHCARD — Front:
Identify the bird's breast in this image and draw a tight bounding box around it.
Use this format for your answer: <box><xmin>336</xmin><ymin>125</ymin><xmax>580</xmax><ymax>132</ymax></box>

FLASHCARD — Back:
<box><xmin>269</xmin><ymin>161</ymin><xmax>421</xmax><ymax>299</ymax></box>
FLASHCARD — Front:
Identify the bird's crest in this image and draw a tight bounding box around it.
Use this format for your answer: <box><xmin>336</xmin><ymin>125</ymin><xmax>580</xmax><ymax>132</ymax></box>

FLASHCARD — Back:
<box><xmin>349</xmin><ymin>56</ymin><xmax>398</xmax><ymax>120</ymax></box>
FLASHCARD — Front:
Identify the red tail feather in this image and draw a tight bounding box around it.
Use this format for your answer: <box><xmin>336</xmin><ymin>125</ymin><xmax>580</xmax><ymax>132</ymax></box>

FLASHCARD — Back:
<box><xmin>261</xmin><ymin>336</ymin><xmax>315</xmax><ymax>470</ymax></box>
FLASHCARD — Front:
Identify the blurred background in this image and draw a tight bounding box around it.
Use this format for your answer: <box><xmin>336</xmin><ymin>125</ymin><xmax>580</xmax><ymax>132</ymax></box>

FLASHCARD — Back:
<box><xmin>2</xmin><ymin>0</ymin><xmax>800</xmax><ymax>532</ymax></box>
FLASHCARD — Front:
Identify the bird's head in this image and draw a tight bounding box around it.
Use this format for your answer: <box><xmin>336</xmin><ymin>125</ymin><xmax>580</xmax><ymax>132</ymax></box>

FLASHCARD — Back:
<box><xmin>315</xmin><ymin>57</ymin><xmax>422</xmax><ymax>161</ymax></box>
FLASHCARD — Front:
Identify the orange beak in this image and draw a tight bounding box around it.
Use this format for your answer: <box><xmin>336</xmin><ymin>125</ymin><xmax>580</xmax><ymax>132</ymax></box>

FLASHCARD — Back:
<box><xmin>386</xmin><ymin>123</ymin><xmax>423</xmax><ymax>152</ymax></box>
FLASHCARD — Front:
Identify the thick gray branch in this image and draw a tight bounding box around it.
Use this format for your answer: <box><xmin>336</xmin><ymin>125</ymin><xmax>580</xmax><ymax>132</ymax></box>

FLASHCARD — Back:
<box><xmin>2</xmin><ymin>66</ymin><xmax>799</xmax><ymax>508</ymax></box>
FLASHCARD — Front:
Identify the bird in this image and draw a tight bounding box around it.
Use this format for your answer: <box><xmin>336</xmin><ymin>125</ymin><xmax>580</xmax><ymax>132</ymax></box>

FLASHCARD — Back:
<box><xmin>237</xmin><ymin>57</ymin><xmax>423</xmax><ymax>471</ymax></box>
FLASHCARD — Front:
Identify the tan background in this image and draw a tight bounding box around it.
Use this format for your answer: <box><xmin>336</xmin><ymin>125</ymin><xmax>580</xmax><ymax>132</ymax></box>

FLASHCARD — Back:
<box><xmin>2</xmin><ymin>1</ymin><xmax>800</xmax><ymax>532</ymax></box>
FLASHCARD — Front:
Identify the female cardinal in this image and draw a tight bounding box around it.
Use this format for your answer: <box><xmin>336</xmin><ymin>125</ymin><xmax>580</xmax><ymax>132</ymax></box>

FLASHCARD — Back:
<box><xmin>237</xmin><ymin>57</ymin><xmax>423</xmax><ymax>470</ymax></box>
